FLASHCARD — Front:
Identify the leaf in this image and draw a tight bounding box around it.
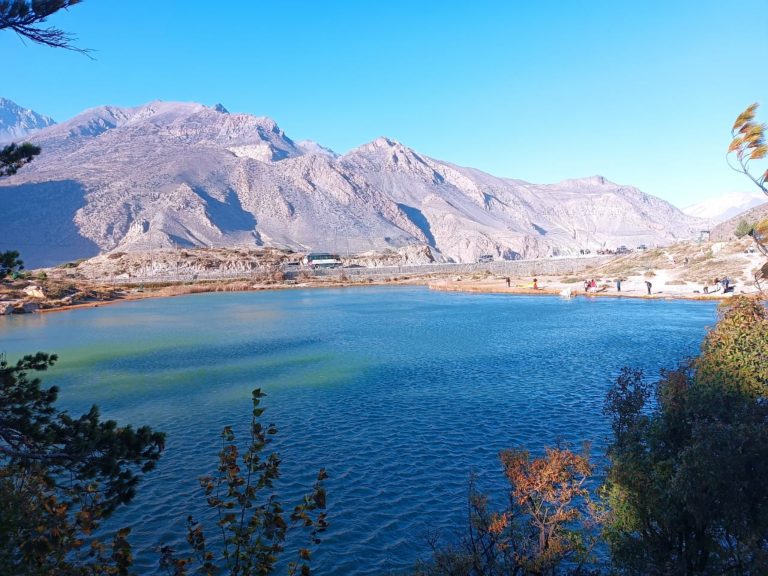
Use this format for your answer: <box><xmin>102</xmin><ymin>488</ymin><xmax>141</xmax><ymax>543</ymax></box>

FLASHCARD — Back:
<box><xmin>750</xmin><ymin>145</ymin><xmax>767</xmax><ymax>160</ymax></box>
<box><xmin>733</xmin><ymin>103</ymin><xmax>759</xmax><ymax>131</ymax></box>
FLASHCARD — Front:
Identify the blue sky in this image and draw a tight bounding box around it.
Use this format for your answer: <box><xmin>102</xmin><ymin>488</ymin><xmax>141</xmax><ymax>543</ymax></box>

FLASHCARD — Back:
<box><xmin>3</xmin><ymin>0</ymin><xmax>766</xmax><ymax>207</ymax></box>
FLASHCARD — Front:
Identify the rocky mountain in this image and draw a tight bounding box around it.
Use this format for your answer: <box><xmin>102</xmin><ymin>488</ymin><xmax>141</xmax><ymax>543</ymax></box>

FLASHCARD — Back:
<box><xmin>0</xmin><ymin>100</ymin><xmax>704</xmax><ymax>268</ymax></box>
<box><xmin>684</xmin><ymin>191</ymin><xmax>767</xmax><ymax>223</ymax></box>
<box><xmin>0</xmin><ymin>98</ymin><xmax>56</xmax><ymax>141</ymax></box>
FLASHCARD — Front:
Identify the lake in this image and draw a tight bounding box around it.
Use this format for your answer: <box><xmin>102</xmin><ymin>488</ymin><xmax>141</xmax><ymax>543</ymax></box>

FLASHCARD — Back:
<box><xmin>0</xmin><ymin>287</ymin><xmax>717</xmax><ymax>574</ymax></box>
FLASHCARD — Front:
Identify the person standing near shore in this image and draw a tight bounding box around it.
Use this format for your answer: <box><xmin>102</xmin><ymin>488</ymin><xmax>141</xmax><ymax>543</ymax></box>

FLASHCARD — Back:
<box><xmin>505</xmin><ymin>277</ymin><xmax>511</xmax><ymax>287</ymax></box>
<box><xmin>645</xmin><ymin>280</ymin><xmax>652</xmax><ymax>295</ymax></box>
<box><xmin>616</xmin><ymin>278</ymin><xmax>622</xmax><ymax>292</ymax></box>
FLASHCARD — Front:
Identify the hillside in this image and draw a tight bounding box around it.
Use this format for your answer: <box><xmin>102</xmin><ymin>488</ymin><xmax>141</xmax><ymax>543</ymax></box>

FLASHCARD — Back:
<box><xmin>0</xmin><ymin>100</ymin><xmax>704</xmax><ymax>267</ymax></box>
<box><xmin>710</xmin><ymin>200</ymin><xmax>768</xmax><ymax>241</ymax></box>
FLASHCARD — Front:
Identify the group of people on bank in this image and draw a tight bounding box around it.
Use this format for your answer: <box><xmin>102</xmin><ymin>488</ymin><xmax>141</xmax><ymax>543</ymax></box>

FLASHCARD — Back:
<box><xmin>703</xmin><ymin>277</ymin><xmax>733</xmax><ymax>294</ymax></box>
<box><xmin>584</xmin><ymin>278</ymin><xmax>653</xmax><ymax>295</ymax></box>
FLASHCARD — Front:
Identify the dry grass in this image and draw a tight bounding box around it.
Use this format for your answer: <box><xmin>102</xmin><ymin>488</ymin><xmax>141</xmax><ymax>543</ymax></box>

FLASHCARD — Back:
<box><xmin>154</xmin><ymin>281</ymin><xmax>254</xmax><ymax>297</ymax></box>
<box><xmin>680</xmin><ymin>258</ymin><xmax>748</xmax><ymax>284</ymax></box>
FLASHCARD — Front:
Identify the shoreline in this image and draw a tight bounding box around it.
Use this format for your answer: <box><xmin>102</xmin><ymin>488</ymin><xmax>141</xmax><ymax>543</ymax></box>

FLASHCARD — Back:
<box><xmin>31</xmin><ymin>277</ymin><xmax>741</xmax><ymax>316</ymax></box>
<box><xmin>427</xmin><ymin>280</ymin><xmax>740</xmax><ymax>301</ymax></box>
<box><xmin>33</xmin><ymin>278</ymin><xmax>423</xmax><ymax>314</ymax></box>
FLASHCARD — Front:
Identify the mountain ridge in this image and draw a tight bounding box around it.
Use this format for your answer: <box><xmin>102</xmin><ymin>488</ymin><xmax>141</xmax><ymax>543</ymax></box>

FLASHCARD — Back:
<box><xmin>0</xmin><ymin>99</ymin><xmax>704</xmax><ymax>268</ymax></box>
<box><xmin>0</xmin><ymin>97</ymin><xmax>56</xmax><ymax>141</ymax></box>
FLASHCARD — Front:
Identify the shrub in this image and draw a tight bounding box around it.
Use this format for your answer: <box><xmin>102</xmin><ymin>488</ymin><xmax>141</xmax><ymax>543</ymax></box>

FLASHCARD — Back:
<box><xmin>734</xmin><ymin>219</ymin><xmax>755</xmax><ymax>238</ymax></box>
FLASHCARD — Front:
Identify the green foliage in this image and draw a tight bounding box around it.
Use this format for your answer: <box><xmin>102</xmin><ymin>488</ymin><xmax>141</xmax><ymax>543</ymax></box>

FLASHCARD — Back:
<box><xmin>159</xmin><ymin>388</ymin><xmax>328</xmax><ymax>576</ymax></box>
<box><xmin>602</xmin><ymin>299</ymin><xmax>768</xmax><ymax>575</ymax></box>
<box><xmin>0</xmin><ymin>142</ymin><xmax>40</xmax><ymax>177</ymax></box>
<box><xmin>696</xmin><ymin>296</ymin><xmax>768</xmax><ymax>397</ymax></box>
<box><xmin>0</xmin><ymin>352</ymin><xmax>165</xmax><ymax>575</ymax></box>
<box><xmin>0</xmin><ymin>249</ymin><xmax>24</xmax><ymax>279</ymax></box>
<box><xmin>734</xmin><ymin>219</ymin><xmax>755</xmax><ymax>239</ymax></box>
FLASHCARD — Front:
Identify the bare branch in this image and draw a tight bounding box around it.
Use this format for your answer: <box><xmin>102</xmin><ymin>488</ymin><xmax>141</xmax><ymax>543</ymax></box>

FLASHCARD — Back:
<box><xmin>0</xmin><ymin>0</ymin><xmax>90</xmax><ymax>55</ymax></box>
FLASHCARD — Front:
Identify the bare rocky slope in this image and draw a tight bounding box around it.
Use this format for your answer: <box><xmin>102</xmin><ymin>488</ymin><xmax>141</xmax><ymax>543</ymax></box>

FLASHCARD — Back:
<box><xmin>0</xmin><ymin>100</ymin><xmax>704</xmax><ymax>267</ymax></box>
<box><xmin>0</xmin><ymin>97</ymin><xmax>56</xmax><ymax>141</ymax></box>
<box><xmin>710</xmin><ymin>200</ymin><xmax>768</xmax><ymax>241</ymax></box>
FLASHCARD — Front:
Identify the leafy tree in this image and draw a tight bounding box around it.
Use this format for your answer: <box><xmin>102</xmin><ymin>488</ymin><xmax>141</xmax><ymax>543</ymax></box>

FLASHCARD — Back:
<box><xmin>417</xmin><ymin>444</ymin><xmax>600</xmax><ymax>576</ymax></box>
<box><xmin>695</xmin><ymin>296</ymin><xmax>768</xmax><ymax>398</ymax></box>
<box><xmin>0</xmin><ymin>142</ymin><xmax>41</xmax><ymax>177</ymax></box>
<box><xmin>733</xmin><ymin>219</ymin><xmax>754</xmax><ymax>239</ymax></box>
<box><xmin>0</xmin><ymin>0</ymin><xmax>85</xmax><ymax>51</ymax></box>
<box><xmin>159</xmin><ymin>388</ymin><xmax>328</xmax><ymax>576</ymax></box>
<box><xmin>0</xmin><ymin>249</ymin><xmax>24</xmax><ymax>278</ymax></box>
<box><xmin>602</xmin><ymin>297</ymin><xmax>768</xmax><ymax>575</ymax></box>
<box><xmin>0</xmin><ymin>352</ymin><xmax>166</xmax><ymax>575</ymax></box>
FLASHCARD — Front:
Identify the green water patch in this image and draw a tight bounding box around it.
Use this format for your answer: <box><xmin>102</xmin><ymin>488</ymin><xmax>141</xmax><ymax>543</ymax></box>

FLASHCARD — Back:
<box><xmin>49</xmin><ymin>350</ymin><xmax>363</xmax><ymax>406</ymax></box>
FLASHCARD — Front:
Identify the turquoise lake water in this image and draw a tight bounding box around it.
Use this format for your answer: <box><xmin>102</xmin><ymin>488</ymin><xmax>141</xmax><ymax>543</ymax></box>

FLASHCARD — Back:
<box><xmin>0</xmin><ymin>287</ymin><xmax>717</xmax><ymax>574</ymax></box>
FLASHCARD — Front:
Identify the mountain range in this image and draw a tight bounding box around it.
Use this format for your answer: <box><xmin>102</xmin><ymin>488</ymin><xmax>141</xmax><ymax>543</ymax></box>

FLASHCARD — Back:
<box><xmin>0</xmin><ymin>98</ymin><xmax>705</xmax><ymax>268</ymax></box>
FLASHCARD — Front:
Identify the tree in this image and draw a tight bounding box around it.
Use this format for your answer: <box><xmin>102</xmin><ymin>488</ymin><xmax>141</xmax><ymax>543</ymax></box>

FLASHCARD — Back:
<box><xmin>602</xmin><ymin>297</ymin><xmax>768</xmax><ymax>575</ymax></box>
<box><xmin>158</xmin><ymin>388</ymin><xmax>328</xmax><ymax>576</ymax></box>
<box><xmin>728</xmin><ymin>103</ymin><xmax>767</xmax><ymax>196</ymax></box>
<box><xmin>0</xmin><ymin>352</ymin><xmax>166</xmax><ymax>574</ymax></box>
<box><xmin>0</xmin><ymin>0</ymin><xmax>85</xmax><ymax>51</ymax></box>
<box><xmin>0</xmin><ymin>249</ymin><xmax>24</xmax><ymax>278</ymax></box>
<box><xmin>0</xmin><ymin>142</ymin><xmax>41</xmax><ymax>177</ymax></box>
<box><xmin>695</xmin><ymin>296</ymin><xmax>768</xmax><ymax>398</ymax></box>
<box><xmin>734</xmin><ymin>219</ymin><xmax>754</xmax><ymax>239</ymax></box>
<box><xmin>728</xmin><ymin>104</ymin><xmax>768</xmax><ymax>284</ymax></box>
<box><xmin>417</xmin><ymin>444</ymin><xmax>600</xmax><ymax>576</ymax></box>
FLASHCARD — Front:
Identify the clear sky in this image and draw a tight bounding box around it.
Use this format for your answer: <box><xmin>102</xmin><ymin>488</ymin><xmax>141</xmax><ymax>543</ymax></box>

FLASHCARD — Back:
<box><xmin>3</xmin><ymin>0</ymin><xmax>767</xmax><ymax>208</ymax></box>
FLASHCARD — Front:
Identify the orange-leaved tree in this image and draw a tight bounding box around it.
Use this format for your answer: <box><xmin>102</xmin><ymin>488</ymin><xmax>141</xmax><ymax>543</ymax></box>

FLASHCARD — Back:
<box><xmin>418</xmin><ymin>444</ymin><xmax>600</xmax><ymax>576</ymax></box>
<box><xmin>728</xmin><ymin>103</ymin><xmax>768</xmax><ymax>288</ymax></box>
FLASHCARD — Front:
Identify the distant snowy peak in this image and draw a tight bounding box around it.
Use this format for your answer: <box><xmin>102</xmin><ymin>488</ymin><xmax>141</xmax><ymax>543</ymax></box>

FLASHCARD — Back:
<box><xmin>683</xmin><ymin>191</ymin><xmax>768</xmax><ymax>223</ymax></box>
<box><xmin>0</xmin><ymin>97</ymin><xmax>56</xmax><ymax>141</ymax></box>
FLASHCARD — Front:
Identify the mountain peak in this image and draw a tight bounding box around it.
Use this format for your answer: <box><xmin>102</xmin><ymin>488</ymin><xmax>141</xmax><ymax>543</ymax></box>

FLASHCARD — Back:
<box><xmin>0</xmin><ymin>97</ymin><xmax>56</xmax><ymax>141</ymax></box>
<box><xmin>212</xmin><ymin>103</ymin><xmax>229</xmax><ymax>113</ymax></box>
<box><xmin>555</xmin><ymin>175</ymin><xmax>618</xmax><ymax>188</ymax></box>
<box><xmin>345</xmin><ymin>136</ymin><xmax>410</xmax><ymax>156</ymax></box>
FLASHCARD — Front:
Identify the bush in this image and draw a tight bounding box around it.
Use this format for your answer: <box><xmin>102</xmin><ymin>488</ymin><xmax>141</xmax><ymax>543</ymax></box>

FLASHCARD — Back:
<box><xmin>0</xmin><ymin>250</ymin><xmax>24</xmax><ymax>279</ymax></box>
<box><xmin>603</xmin><ymin>297</ymin><xmax>768</xmax><ymax>575</ymax></box>
<box><xmin>734</xmin><ymin>219</ymin><xmax>755</xmax><ymax>238</ymax></box>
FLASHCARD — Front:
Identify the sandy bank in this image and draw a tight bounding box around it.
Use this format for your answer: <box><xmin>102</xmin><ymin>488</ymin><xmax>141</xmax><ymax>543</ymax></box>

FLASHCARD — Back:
<box><xmin>428</xmin><ymin>278</ymin><xmax>745</xmax><ymax>302</ymax></box>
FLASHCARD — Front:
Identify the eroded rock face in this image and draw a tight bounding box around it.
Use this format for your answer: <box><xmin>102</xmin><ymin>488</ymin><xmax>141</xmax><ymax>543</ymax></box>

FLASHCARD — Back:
<box><xmin>23</xmin><ymin>285</ymin><xmax>46</xmax><ymax>299</ymax></box>
<box><xmin>0</xmin><ymin>100</ymin><xmax>704</xmax><ymax>267</ymax></box>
